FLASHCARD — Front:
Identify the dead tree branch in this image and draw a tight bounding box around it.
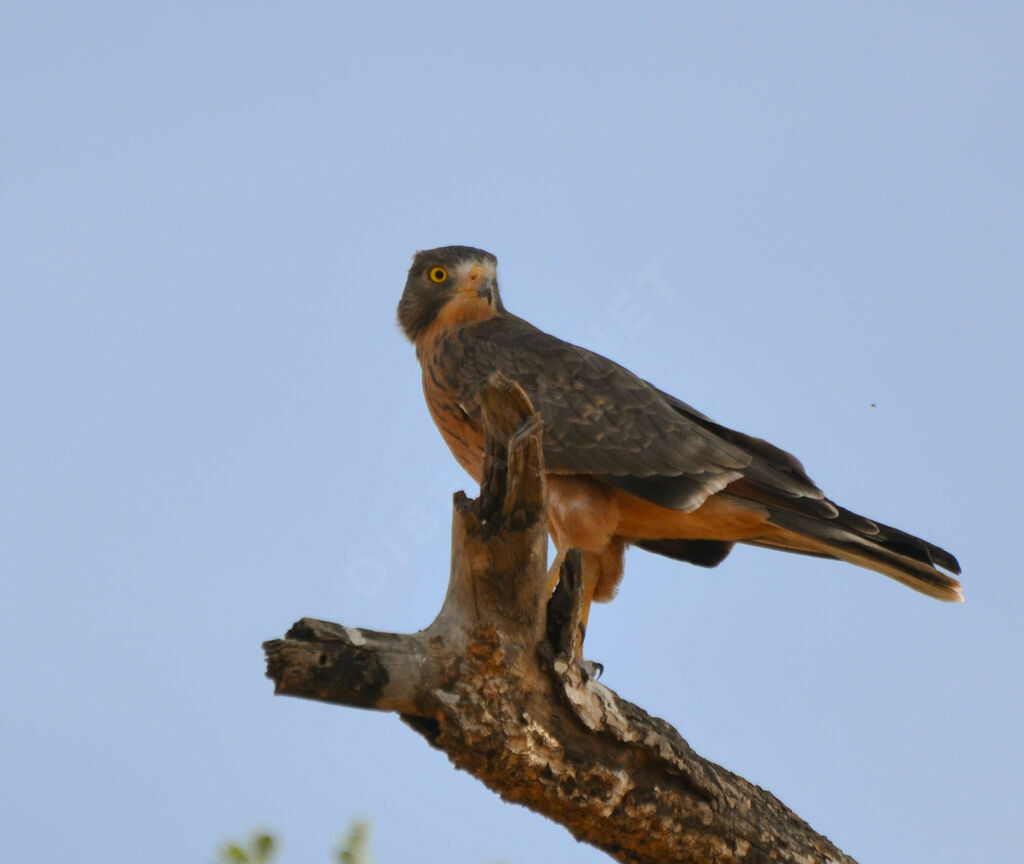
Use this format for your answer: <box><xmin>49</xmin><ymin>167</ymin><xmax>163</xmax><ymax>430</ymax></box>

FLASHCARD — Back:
<box><xmin>263</xmin><ymin>373</ymin><xmax>857</xmax><ymax>864</ymax></box>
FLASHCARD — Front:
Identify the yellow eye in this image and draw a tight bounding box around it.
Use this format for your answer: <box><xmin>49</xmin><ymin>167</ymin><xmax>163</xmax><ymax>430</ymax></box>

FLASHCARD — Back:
<box><xmin>428</xmin><ymin>266</ymin><xmax>448</xmax><ymax>284</ymax></box>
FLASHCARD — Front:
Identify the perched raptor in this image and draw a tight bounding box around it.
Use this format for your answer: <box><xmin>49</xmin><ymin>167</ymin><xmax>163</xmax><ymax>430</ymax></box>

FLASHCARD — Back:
<box><xmin>397</xmin><ymin>245</ymin><xmax>963</xmax><ymax>629</ymax></box>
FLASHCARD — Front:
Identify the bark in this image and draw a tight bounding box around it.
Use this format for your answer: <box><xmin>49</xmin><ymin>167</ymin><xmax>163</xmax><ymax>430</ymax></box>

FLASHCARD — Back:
<box><xmin>263</xmin><ymin>373</ymin><xmax>858</xmax><ymax>864</ymax></box>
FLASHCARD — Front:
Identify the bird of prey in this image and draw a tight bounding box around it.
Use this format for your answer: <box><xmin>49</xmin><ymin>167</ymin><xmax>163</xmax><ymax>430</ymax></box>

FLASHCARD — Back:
<box><xmin>397</xmin><ymin>245</ymin><xmax>963</xmax><ymax>631</ymax></box>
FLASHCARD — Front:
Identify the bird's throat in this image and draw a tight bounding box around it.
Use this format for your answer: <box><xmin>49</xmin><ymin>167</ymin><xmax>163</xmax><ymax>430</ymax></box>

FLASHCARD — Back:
<box><xmin>414</xmin><ymin>295</ymin><xmax>497</xmax><ymax>359</ymax></box>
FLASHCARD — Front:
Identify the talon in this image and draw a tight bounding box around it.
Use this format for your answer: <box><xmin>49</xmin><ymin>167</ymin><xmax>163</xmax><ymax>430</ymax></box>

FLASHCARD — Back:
<box><xmin>577</xmin><ymin>659</ymin><xmax>604</xmax><ymax>681</ymax></box>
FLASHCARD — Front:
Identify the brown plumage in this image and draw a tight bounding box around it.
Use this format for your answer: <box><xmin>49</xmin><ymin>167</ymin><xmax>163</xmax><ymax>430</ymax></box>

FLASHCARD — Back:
<box><xmin>398</xmin><ymin>245</ymin><xmax>963</xmax><ymax>622</ymax></box>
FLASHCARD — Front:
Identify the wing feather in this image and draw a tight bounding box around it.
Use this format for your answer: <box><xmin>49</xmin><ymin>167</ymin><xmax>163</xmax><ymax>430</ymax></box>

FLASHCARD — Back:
<box><xmin>447</xmin><ymin>316</ymin><xmax>750</xmax><ymax>511</ymax></box>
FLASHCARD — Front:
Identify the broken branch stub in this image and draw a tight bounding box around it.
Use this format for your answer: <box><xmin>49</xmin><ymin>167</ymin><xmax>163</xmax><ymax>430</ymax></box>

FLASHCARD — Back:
<box><xmin>433</xmin><ymin>372</ymin><xmax>549</xmax><ymax>641</ymax></box>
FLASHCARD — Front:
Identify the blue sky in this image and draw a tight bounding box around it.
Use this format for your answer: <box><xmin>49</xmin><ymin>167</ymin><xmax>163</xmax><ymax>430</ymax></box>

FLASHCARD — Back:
<box><xmin>2</xmin><ymin>3</ymin><xmax>1022</xmax><ymax>862</ymax></box>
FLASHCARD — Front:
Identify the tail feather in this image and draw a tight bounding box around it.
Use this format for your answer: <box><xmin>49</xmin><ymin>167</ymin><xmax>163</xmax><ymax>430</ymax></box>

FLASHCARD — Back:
<box><xmin>755</xmin><ymin>507</ymin><xmax>963</xmax><ymax>602</ymax></box>
<box><xmin>840</xmin><ymin>506</ymin><xmax>961</xmax><ymax>574</ymax></box>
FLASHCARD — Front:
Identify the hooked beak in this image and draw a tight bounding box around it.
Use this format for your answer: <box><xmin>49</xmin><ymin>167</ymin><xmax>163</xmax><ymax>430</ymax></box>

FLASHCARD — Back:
<box><xmin>463</xmin><ymin>264</ymin><xmax>496</xmax><ymax>303</ymax></box>
<box><xmin>476</xmin><ymin>279</ymin><xmax>495</xmax><ymax>302</ymax></box>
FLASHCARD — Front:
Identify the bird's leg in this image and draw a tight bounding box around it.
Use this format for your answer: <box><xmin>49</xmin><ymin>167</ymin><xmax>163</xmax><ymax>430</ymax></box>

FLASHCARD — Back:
<box><xmin>573</xmin><ymin>557</ymin><xmax>602</xmax><ymax>666</ymax></box>
<box><xmin>545</xmin><ymin>547</ymin><xmax>567</xmax><ymax>598</ymax></box>
<box><xmin>545</xmin><ymin>547</ymin><xmax>603</xmax><ymax>675</ymax></box>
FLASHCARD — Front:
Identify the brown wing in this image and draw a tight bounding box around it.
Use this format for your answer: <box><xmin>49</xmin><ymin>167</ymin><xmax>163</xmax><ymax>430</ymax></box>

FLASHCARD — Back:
<box><xmin>445</xmin><ymin>315</ymin><xmax>755</xmax><ymax>512</ymax></box>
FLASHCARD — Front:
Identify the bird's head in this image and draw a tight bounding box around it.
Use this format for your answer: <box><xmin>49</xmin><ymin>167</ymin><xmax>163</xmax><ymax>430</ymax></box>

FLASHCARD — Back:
<box><xmin>397</xmin><ymin>246</ymin><xmax>504</xmax><ymax>343</ymax></box>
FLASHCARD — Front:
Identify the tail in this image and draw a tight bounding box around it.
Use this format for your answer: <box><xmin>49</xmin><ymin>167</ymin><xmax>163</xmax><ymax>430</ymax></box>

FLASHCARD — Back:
<box><xmin>749</xmin><ymin>504</ymin><xmax>963</xmax><ymax>602</ymax></box>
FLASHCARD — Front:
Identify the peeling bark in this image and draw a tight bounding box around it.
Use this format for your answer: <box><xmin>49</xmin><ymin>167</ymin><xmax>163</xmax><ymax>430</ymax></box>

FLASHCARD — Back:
<box><xmin>263</xmin><ymin>373</ymin><xmax>857</xmax><ymax>864</ymax></box>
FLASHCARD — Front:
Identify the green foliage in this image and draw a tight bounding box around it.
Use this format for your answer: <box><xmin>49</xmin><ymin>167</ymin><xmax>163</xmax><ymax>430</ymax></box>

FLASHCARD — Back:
<box><xmin>217</xmin><ymin>831</ymin><xmax>277</xmax><ymax>864</ymax></box>
<box><xmin>217</xmin><ymin>821</ymin><xmax>372</xmax><ymax>864</ymax></box>
<box><xmin>335</xmin><ymin>820</ymin><xmax>371</xmax><ymax>864</ymax></box>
